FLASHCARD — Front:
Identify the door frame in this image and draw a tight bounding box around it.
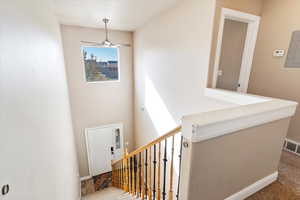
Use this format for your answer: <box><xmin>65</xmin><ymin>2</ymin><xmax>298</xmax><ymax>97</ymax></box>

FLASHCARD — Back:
<box><xmin>85</xmin><ymin>123</ymin><xmax>124</xmax><ymax>177</ymax></box>
<box><xmin>212</xmin><ymin>8</ymin><xmax>260</xmax><ymax>93</ymax></box>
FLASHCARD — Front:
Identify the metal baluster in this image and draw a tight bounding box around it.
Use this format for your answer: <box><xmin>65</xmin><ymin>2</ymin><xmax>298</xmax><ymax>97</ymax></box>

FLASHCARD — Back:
<box><xmin>134</xmin><ymin>155</ymin><xmax>137</xmax><ymax>195</ymax></box>
<box><xmin>133</xmin><ymin>156</ymin><xmax>135</xmax><ymax>194</ymax></box>
<box><xmin>149</xmin><ymin>147</ymin><xmax>152</xmax><ymax>200</ymax></box>
<box><xmin>126</xmin><ymin>158</ymin><xmax>130</xmax><ymax>192</ymax></box>
<box><xmin>136</xmin><ymin>154</ymin><xmax>140</xmax><ymax>197</ymax></box>
<box><xmin>124</xmin><ymin>159</ymin><xmax>127</xmax><ymax>190</ymax></box>
<box><xmin>130</xmin><ymin>157</ymin><xmax>133</xmax><ymax>193</ymax></box>
<box><xmin>162</xmin><ymin>139</ymin><xmax>167</xmax><ymax>200</ymax></box>
<box><xmin>176</xmin><ymin>136</ymin><xmax>183</xmax><ymax>200</ymax></box>
<box><xmin>145</xmin><ymin>149</ymin><xmax>148</xmax><ymax>199</ymax></box>
<box><xmin>128</xmin><ymin>158</ymin><xmax>131</xmax><ymax>192</ymax></box>
<box><xmin>122</xmin><ymin>160</ymin><xmax>124</xmax><ymax>190</ymax></box>
<box><xmin>125</xmin><ymin>159</ymin><xmax>128</xmax><ymax>191</ymax></box>
<box><xmin>157</xmin><ymin>142</ymin><xmax>161</xmax><ymax>200</ymax></box>
<box><xmin>139</xmin><ymin>152</ymin><xmax>142</xmax><ymax>197</ymax></box>
<box><xmin>169</xmin><ymin>136</ymin><xmax>175</xmax><ymax>200</ymax></box>
<box><xmin>153</xmin><ymin>144</ymin><xmax>157</xmax><ymax>200</ymax></box>
<box><xmin>123</xmin><ymin>161</ymin><xmax>125</xmax><ymax>189</ymax></box>
<box><xmin>141</xmin><ymin>152</ymin><xmax>145</xmax><ymax>200</ymax></box>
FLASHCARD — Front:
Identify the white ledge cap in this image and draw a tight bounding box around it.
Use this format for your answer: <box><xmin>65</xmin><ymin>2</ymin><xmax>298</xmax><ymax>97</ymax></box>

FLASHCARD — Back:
<box><xmin>182</xmin><ymin>98</ymin><xmax>298</xmax><ymax>143</ymax></box>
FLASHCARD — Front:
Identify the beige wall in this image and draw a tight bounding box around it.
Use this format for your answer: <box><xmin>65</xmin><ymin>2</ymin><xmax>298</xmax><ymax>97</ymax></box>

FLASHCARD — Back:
<box><xmin>61</xmin><ymin>25</ymin><xmax>134</xmax><ymax>177</ymax></box>
<box><xmin>133</xmin><ymin>0</ymin><xmax>239</xmax><ymax>147</ymax></box>
<box><xmin>207</xmin><ymin>0</ymin><xmax>263</xmax><ymax>87</ymax></box>
<box><xmin>0</xmin><ymin>0</ymin><xmax>79</xmax><ymax>199</ymax></box>
<box><xmin>181</xmin><ymin>118</ymin><xmax>290</xmax><ymax>199</ymax></box>
<box><xmin>216</xmin><ymin>19</ymin><xmax>248</xmax><ymax>91</ymax></box>
<box><xmin>248</xmin><ymin>0</ymin><xmax>300</xmax><ymax>142</ymax></box>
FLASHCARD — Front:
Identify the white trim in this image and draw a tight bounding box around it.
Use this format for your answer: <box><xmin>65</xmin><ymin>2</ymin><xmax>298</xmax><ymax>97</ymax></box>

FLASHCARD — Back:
<box><xmin>212</xmin><ymin>8</ymin><xmax>260</xmax><ymax>93</ymax></box>
<box><xmin>85</xmin><ymin>123</ymin><xmax>124</xmax><ymax>177</ymax></box>
<box><xmin>189</xmin><ymin>104</ymin><xmax>296</xmax><ymax>143</ymax></box>
<box><xmin>225</xmin><ymin>172</ymin><xmax>278</xmax><ymax>200</ymax></box>
<box><xmin>182</xmin><ymin>90</ymin><xmax>297</xmax><ymax>143</ymax></box>
<box><xmin>205</xmin><ymin>88</ymin><xmax>271</xmax><ymax>105</ymax></box>
<box><xmin>80</xmin><ymin>176</ymin><xmax>92</xmax><ymax>181</ymax></box>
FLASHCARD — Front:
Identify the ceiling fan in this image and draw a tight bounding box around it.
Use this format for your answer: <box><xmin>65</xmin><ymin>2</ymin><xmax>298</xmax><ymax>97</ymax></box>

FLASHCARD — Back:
<box><xmin>81</xmin><ymin>18</ymin><xmax>131</xmax><ymax>47</ymax></box>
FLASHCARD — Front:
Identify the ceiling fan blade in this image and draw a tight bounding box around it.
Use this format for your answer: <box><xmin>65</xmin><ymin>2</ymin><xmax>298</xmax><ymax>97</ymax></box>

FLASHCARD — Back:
<box><xmin>80</xmin><ymin>41</ymin><xmax>104</xmax><ymax>46</ymax></box>
<box><xmin>113</xmin><ymin>43</ymin><xmax>131</xmax><ymax>47</ymax></box>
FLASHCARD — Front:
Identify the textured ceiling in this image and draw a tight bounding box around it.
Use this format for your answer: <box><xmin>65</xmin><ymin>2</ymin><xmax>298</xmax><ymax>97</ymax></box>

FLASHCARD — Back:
<box><xmin>53</xmin><ymin>0</ymin><xmax>180</xmax><ymax>31</ymax></box>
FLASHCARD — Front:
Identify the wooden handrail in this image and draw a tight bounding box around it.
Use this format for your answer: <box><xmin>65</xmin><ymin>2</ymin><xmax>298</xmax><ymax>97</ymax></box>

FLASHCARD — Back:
<box><xmin>112</xmin><ymin>126</ymin><xmax>181</xmax><ymax>165</ymax></box>
<box><xmin>126</xmin><ymin>126</ymin><xmax>181</xmax><ymax>159</ymax></box>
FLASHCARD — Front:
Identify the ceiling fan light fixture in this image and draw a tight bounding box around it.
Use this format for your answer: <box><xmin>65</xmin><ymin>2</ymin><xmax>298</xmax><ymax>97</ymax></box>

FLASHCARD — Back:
<box><xmin>102</xmin><ymin>40</ymin><xmax>111</xmax><ymax>47</ymax></box>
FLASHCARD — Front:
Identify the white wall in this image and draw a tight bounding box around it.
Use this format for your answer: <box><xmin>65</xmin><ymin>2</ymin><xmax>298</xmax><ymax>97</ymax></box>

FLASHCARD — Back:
<box><xmin>0</xmin><ymin>0</ymin><xmax>79</xmax><ymax>200</ymax></box>
<box><xmin>248</xmin><ymin>0</ymin><xmax>300</xmax><ymax>143</ymax></box>
<box><xmin>133</xmin><ymin>0</ymin><xmax>234</xmax><ymax>146</ymax></box>
<box><xmin>60</xmin><ymin>25</ymin><xmax>134</xmax><ymax>177</ymax></box>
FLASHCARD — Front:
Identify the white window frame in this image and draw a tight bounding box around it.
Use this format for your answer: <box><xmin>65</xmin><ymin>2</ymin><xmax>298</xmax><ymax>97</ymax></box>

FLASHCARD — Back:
<box><xmin>81</xmin><ymin>46</ymin><xmax>121</xmax><ymax>83</ymax></box>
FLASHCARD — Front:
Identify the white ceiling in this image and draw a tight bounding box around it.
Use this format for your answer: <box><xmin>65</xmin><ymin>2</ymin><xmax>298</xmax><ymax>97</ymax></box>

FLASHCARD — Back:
<box><xmin>52</xmin><ymin>0</ymin><xmax>180</xmax><ymax>31</ymax></box>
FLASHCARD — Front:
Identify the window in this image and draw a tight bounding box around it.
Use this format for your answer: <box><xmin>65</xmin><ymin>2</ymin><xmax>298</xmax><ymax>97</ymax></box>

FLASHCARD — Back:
<box><xmin>115</xmin><ymin>128</ymin><xmax>121</xmax><ymax>149</ymax></box>
<box><xmin>82</xmin><ymin>46</ymin><xmax>119</xmax><ymax>82</ymax></box>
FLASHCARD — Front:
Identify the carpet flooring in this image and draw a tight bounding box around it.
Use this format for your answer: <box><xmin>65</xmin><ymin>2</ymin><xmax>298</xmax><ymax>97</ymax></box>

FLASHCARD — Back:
<box><xmin>247</xmin><ymin>151</ymin><xmax>300</xmax><ymax>199</ymax></box>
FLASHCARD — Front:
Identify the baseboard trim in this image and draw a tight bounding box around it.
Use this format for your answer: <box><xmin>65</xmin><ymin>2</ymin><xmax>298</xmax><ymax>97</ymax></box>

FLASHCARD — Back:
<box><xmin>224</xmin><ymin>171</ymin><xmax>278</xmax><ymax>200</ymax></box>
<box><xmin>80</xmin><ymin>176</ymin><xmax>92</xmax><ymax>181</ymax></box>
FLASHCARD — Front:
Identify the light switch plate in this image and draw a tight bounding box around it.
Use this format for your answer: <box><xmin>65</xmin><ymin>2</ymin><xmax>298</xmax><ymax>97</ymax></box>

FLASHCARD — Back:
<box><xmin>273</xmin><ymin>49</ymin><xmax>285</xmax><ymax>57</ymax></box>
<box><xmin>218</xmin><ymin>70</ymin><xmax>223</xmax><ymax>76</ymax></box>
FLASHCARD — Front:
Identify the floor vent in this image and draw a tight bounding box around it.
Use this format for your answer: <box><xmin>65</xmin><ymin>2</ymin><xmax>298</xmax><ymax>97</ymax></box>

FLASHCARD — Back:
<box><xmin>284</xmin><ymin>139</ymin><xmax>300</xmax><ymax>156</ymax></box>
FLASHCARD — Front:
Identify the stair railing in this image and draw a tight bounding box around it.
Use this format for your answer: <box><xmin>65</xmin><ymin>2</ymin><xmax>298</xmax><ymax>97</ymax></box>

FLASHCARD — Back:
<box><xmin>112</xmin><ymin>126</ymin><xmax>182</xmax><ymax>200</ymax></box>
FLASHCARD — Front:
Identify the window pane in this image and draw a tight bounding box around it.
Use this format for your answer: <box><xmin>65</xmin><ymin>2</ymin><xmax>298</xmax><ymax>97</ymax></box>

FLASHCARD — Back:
<box><xmin>82</xmin><ymin>47</ymin><xmax>119</xmax><ymax>82</ymax></box>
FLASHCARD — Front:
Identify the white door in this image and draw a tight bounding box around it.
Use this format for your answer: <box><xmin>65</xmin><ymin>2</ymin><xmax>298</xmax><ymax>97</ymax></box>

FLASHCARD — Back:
<box><xmin>212</xmin><ymin>8</ymin><xmax>260</xmax><ymax>93</ymax></box>
<box><xmin>216</xmin><ymin>19</ymin><xmax>248</xmax><ymax>92</ymax></box>
<box><xmin>85</xmin><ymin>124</ymin><xmax>124</xmax><ymax>176</ymax></box>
